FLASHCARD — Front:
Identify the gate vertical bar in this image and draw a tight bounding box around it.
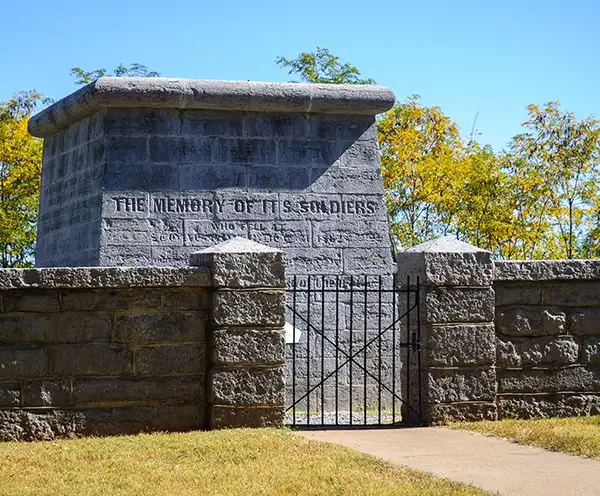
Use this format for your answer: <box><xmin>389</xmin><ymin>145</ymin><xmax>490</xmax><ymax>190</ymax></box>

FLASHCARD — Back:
<box><xmin>417</xmin><ymin>275</ymin><xmax>422</xmax><ymax>423</ymax></box>
<box><xmin>406</xmin><ymin>274</ymin><xmax>411</xmax><ymax>425</ymax></box>
<box><xmin>292</xmin><ymin>275</ymin><xmax>297</xmax><ymax>425</ymax></box>
<box><xmin>391</xmin><ymin>273</ymin><xmax>397</xmax><ymax>423</ymax></box>
<box><xmin>349</xmin><ymin>275</ymin><xmax>353</xmax><ymax>426</ymax></box>
<box><xmin>363</xmin><ymin>275</ymin><xmax>368</xmax><ymax>424</ymax></box>
<box><xmin>377</xmin><ymin>275</ymin><xmax>382</xmax><ymax>425</ymax></box>
<box><xmin>306</xmin><ymin>275</ymin><xmax>311</xmax><ymax>426</ymax></box>
<box><xmin>321</xmin><ymin>275</ymin><xmax>325</xmax><ymax>424</ymax></box>
<box><xmin>335</xmin><ymin>275</ymin><xmax>340</xmax><ymax>426</ymax></box>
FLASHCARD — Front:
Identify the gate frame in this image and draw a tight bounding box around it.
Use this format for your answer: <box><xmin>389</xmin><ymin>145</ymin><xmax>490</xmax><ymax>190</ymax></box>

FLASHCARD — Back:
<box><xmin>285</xmin><ymin>273</ymin><xmax>422</xmax><ymax>428</ymax></box>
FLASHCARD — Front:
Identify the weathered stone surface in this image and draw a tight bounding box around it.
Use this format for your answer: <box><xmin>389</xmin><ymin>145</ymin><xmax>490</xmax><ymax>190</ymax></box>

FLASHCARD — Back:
<box><xmin>212</xmin><ymin>329</ymin><xmax>285</xmax><ymax>366</ymax></box>
<box><xmin>494</xmin><ymin>282</ymin><xmax>541</xmax><ymax>306</ymax></box>
<box><xmin>498</xmin><ymin>367</ymin><xmax>600</xmax><ymax>393</ymax></box>
<box><xmin>0</xmin><ymin>268</ymin><xmax>210</xmax><ymax>291</ymax></box>
<box><xmin>211</xmin><ymin>405</ymin><xmax>284</xmax><ymax>429</ymax></box>
<box><xmin>23</xmin><ymin>379</ymin><xmax>70</xmax><ymax>407</ymax></box>
<box><xmin>114</xmin><ymin>311</ymin><xmax>206</xmax><ymax>343</ymax></box>
<box><xmin>212</xmin><ymin>289</ymin><xmax>284</xmax><ymax>327</ymax></box>
<box><xmin>2</xmin><ymin>291</ymin><xmax>60</xmax><ymax>312</ymax></box>
<box><xmin>582</xmin><ymin>337</ymin><xmax>600</xmax><ymax>365</ymax></box>
<box><xmin>0</xmin><ymin>346</ymin><xmax>48</xmax><ymax>378</ymax></box>
<box><xmin>423</xmin><ymin>402</ymin><xmax>498</xmax><ymax>424</ymax></box>
<box><xmin>0</xmin><ymin>382</ymin><xmax>20</xmax><ymax>406</ymax></box>
<box><xmin>0</xmin><ymin>313</ymin><xmax>111</xmax><ymax>344</ymax></box>
<box><xmin>134</xmin><ymin>344</ymin><xmax>206</xmax><ymax>376</ymax></box>
<box><xmin>191</xmin><ymin>237</ymin><xmax>285</xmax><ymax>288</ymax></box>
<box><xmin>543</xmin><ymin>282</ymin><xmax>600</xmax><ymax>306</ymax></box>
<box><xmin>28</xmin><ymin>78</ymin><xmax>396</xmax><ymax>137</ymax></box>
<box><xmin>49</xmin><ymin>344</ymin><xmax>132</xmax><ymax>376</ymax></box>
<box><xmin>425</xmin><ymin>324</ymin><xmax>496</xmax><ymax>367</ymax></box>
<box><xmin>211</xmin><ymin>368</ymin><xmax>285</xmax><ymax>405</ymax></box>
<box><xmin>31</xmin><ymin>78</ymin><xmax>394</xmax><ymax>274</ymax></box>
<box><xmin>61</xmin><ymin>288</ymin><xmax>161</xmax><ymax>311</ymax></box>
<box><xmin>398</xmin><ymin>237</ymin><xmax>493</xmax><ymax>287</ymax></box>
<box><xmin>494</xmin><ymin>260</ymin><xmax>600</xmax><ymax>281</ymax></box>
<box><xmin>425</xmin><ymin>288</ymin><xmax>495</xmax><ymax>324</ymax></box>
<box><xmin>497</xmin><ymin>336</ymin><xmax>579</xmax><ymax>368</ymax></box>
<box><xmin>426</xmin><ymin>368</ymin><xmax>497</xmax><ymax>403</ymax></box>
<box><xmin>161</xmin><ymin>289</ymin><xmax>210</xmax><ymax>310</ymax></box>
<box><xmin>498</xmin><ymin>393</ymin><xmax>600</xmax><ymax>419</ymax></box>
<box><xmin>496</xmin><ymin>306</ymin><xmax>566</xmax><ymax>337</ymax></box>
<box><xmin>0</xmin><ymin>405</ymin><xmax>206</xmax><ymax>441</ymax></box>
<box><xmin>570</xmin><ymin>309</ymin><xmax>600</xmax><ymax>336</ymax></box>
<box><xmin>73</xmin><ymin>377</ymin><xmax>204</xmax><ymax>404</ymax></box>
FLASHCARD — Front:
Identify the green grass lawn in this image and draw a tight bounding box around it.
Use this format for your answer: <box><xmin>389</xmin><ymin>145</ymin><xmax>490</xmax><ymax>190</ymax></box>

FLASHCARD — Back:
<box><xmin>451</xmin><ymin>416</ymin><xmax>600</xmax><ymax>460</ymax></box>
<box><xmin>0</xmin><ymin>428</ymin><xmax>488</xmax><ymax>495</ymax></box>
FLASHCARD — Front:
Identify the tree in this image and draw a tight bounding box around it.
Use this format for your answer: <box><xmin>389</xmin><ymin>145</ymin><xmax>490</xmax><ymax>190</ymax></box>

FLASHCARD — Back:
<box><xmin>276</xmin><ymin>47</ymin><xmax>375</xmax><ymax>84</ymax></box>
<box><xmin>378</xmin><ymin>95</ymin><xmax>466</xmax><ymax>248</ymax></box>
<box><xmin>510</xmin><ymin>102</ymin><xmax>600</xmax><ymax>258</ymax></box>
<box><xmin>0</xmin><ymin>91</ymin><xmax>44</xmax><ymax>267</ymax></box>
<box><xmin>70</xmin><ymin>63</ymin><xmax>160</xmax><ymax>86</ymax></box>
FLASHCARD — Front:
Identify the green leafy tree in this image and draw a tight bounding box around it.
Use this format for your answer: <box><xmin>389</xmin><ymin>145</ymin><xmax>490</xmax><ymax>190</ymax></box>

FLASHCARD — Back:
<box><xmin>510</xmin><ymin>102</ymin><xmax>600</xmax><ymax>258</ymax></box>
<box><xmin>70</xmin><ymin>63</ymin><xmax>160</xmax><ymax>86</ymax></box>
<box><xmin>378</xmin><ymin>95</ymin><xmax>466</xmax><ymax>248</ymax></box>
<box><xmin>276</xmin><ymin>47</ymin><xmax>375</xmax><ymax>84</ymax></box>
<box><xmin>0</xmin><ymin>91</ymin><xmax>44</xmax><ymax>267</ymax></box>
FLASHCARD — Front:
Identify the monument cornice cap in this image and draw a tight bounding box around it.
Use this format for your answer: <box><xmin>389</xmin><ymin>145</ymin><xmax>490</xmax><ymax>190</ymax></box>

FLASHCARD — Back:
<box><xmin>28</xmin><ymin>77</ymin><xmax>396</xmax><ymax>137</ymax></box>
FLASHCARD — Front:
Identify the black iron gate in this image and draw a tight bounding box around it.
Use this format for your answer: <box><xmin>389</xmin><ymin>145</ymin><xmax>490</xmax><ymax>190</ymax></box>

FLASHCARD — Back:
<box><xmin>285</xmin><ymin>274</ymin><xmax>421</xmax><ymax>428</ymax></box>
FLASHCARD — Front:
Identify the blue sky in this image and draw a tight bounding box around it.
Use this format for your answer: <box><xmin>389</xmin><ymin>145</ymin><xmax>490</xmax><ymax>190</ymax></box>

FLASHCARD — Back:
<box><xmin>2</xmin><ymin>0</ymin><xmax>598</xmax><ymax>151</ymax></box>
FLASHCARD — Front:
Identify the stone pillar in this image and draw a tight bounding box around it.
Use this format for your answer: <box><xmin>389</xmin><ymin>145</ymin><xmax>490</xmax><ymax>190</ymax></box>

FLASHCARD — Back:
<box><xmin>190</xmin><ymin>237</ymin><xmax>286</xmax><ymax>428</ymax></box>
<box><xmin>397</xmin><ymin>237</ymin><xmax>497</xmax><ymax>424</ymax></box>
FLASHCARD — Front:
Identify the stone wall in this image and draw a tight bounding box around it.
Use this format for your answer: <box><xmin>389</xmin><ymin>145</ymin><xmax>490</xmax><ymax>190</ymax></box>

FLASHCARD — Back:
<box><xmin>494</xmin><ymin>261</ymin><xmax>600</xmax><ymax>418</ymax></box>
<box><xmin>399</xmin><ymin>238</ymin><xmax>600</xmax><ymax>424</ymax></box>
<box><xmin>0</xmin><ymin>238</ymin><xmax>286</xmax><ymax>441</ymax></box>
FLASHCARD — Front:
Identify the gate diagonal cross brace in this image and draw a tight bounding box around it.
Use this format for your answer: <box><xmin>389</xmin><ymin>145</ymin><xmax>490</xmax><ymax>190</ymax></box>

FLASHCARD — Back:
<box><xmin>285</xmin><ymin>301</ymin><xmax>421</xmax><ymax>418</ymax></box>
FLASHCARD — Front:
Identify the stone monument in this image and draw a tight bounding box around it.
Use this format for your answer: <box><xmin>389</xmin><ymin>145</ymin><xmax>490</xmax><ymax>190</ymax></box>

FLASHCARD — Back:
<box><xmin>29</xmin><ymin>78</ymin><xmax>395</xmax><ymax>274</ymax></box>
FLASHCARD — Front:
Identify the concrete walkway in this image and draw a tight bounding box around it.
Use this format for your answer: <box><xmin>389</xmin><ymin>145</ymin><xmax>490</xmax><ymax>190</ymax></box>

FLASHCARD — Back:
<box><xmin>298</xmin><ymin>427</ymin><xmax>600</xmax><ymax>496</ymax></box>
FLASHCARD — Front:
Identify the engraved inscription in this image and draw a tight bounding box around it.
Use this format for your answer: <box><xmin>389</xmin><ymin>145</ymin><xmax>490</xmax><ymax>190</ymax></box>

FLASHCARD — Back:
<box><xmin>108</xmin><ymin>194</ymin><xmax>381</xmax><ymax>219</ymax></box>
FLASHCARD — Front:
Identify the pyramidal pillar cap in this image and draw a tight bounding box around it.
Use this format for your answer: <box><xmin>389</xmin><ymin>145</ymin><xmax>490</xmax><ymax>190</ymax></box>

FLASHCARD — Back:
<box><xmin>190</xmin><ymin>237</ymin><xmax>285</xmax><ymax>288</ymax></box>
<box><xmin>397</xmin><ymin>236</ymin><xmax>493</xmax><ymax>286</ymax></box>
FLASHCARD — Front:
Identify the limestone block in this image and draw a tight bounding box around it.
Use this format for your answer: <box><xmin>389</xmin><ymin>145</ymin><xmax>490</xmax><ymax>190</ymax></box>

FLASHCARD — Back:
<box><xmin>212</xmin><ymin>329</ymin><xmax>285</xmax><ymax>366</ymax></box>
<box><xmin>113</xmin><ymin>311</ymin><xmax>207</xmax><ymax>343</ymax></box>
<box><xmin>425</xmin><ymin>368</ymin><xmax>496</xmax><ymax>403</ymax></box>
<box><xmin>424</xmin><ymin>402</ymin><xmax>498</xmax><ymax>424</ymax></box>
<box><xmin>425</xmin><ymin>288</ymin><xmax>495</xmax><ymax>324</ymax></box>
<box><xmin>496</xmin><ymin>306</ymin><xmax>566</xmax><ymax>337</ymax></box>
<box><xmin>23</xmin><ymin>379</ymin><xmax>70</xmax><ymax>407</ymax></box>
<box><xmin>425</xmin><ymin>324</ymin><xmax>496</xmax><ymax>367</ymax></box>
<box><xmin>2</xmin><ymin>290</ymin><xmax>60</xmax><ymax>312</ymax></box>
<box><xmin>582</xmin><ymin>337</ymin><xmax>600</xmax><ymax>365</ymax></box>
<box><xmin>49</xmin><ymin>344</ymin><xmax>132</xmax><ymax>376</ymax></box>
<box><xmin>211</xmin><ymin>368</ymin><xmax>285</xmax><ymax>405</ymax></box>
<box><xmin>497</xmin><ymin>336</ymin><xmax>579</xmax><ymax>368</ymax></box>
<box><xmin>72</xmin><ymin>377</ymin><xmax>204</xmax><ymax>405</ymax></box>
<box><xmin>191</xmin><ymin>237</ymin><xmax>285</xmax><ymax>288</ymax></box>
<box><xmin>0</xmin><ymin>346</ymin><xmax>48</xmax><ymax>379</ymax></box>
<box><xmin>60</xmin><ymin>288</ymin><xmax>161</xmax><ymax>311</ymax></box>
<box><xmin>397</xmin><ymin>237</ymin><xmax>493</xmax><ymax>287</ymax></box>
<box><xmin>494</xmin><ymin>260</ymin><xmax>600</xmax><ymax>281</ymax></box>
<box><xmin>134</xmin><ymin>344</ymin><xmax>206</xmax><ymax>376</ymax></box>
<box><xmin>494</xmin><ymin>282</ymin><xmax>542</xmax><ymax>306</ymax></box>
<box><xmin>570</xmin><ymin>309</ymin><xmax>600</xmax><ymax>336</ymax></box>
<box><xmin>0</xmin><ymin>382</ymin><xmax>20</xmax><ymax>406</ymax></box>
<box><xmin>543</xmin><ymin>282</ymin><xmax>600</xmax><ymax>306</ymax></box>
<box><xmin>498</xmin><ymin>367</ymin><xmax>600</xmax><ymax>393</ymax></box>
<box><xmin>497</xmin><ymin>393</ymin><xmax>600</xmax><ymax>419</ymax></box>
<box><xmin>211</xmin><ymin>405</ymin><xmax>284</xmax><ymax>429</ymax></box>
<box><xmin>212</xmin><ymin>290</ymin><xmax>285</xmax><ymax>327</ymax></box>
